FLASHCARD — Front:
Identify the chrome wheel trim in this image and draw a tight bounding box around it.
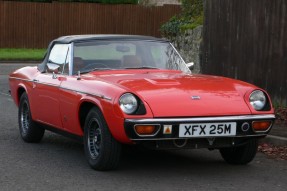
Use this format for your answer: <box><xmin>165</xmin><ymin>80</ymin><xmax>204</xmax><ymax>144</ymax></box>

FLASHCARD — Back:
<box><xmin>87</xmin><ymin>118</ymin><xmax>102</xmax><ymax>160</ymax></box>
<box><xmin>20</xmin><ymin>101</ymin><xmax>30</xmax><ymax>135</ymax></box>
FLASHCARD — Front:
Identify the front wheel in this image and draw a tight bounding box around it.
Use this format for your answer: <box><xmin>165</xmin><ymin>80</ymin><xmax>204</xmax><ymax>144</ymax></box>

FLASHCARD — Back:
<box><xmin>84</xmin><ymin>107</ymin><xmax>121</xmax><ymax>171</ymax></box>
<box><xmin>220</xmin><ymin>139</ymin><xmax>258</xmax><ymax>165</ymax></box>
<box><xmin>18</xmin><ymin>92</ymin><xmax>45</xmax><ymax>143</ymax></box>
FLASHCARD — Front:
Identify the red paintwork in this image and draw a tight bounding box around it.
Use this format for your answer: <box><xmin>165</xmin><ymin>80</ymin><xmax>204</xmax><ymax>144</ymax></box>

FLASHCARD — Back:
<box><xmin>9</xmin><ymin>67</ymin><xmax>274</xmax><ymax>144</ymax></box>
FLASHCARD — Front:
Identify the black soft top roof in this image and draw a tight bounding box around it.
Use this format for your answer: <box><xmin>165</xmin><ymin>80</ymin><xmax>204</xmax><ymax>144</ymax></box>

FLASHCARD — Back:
<box><xmin>53</xmin><ymin>34</ymin><xmax>168</xmax><ymax>44</ymax></box>
<box><xmin>38</xmin><ymin>34</ymin><xmax>169</xmax><ymax>72</ymax></box>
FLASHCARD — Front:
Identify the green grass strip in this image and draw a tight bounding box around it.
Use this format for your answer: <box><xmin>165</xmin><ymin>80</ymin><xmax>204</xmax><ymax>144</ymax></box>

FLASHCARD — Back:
<box><xmin>0</xmin><ymin>48</ymin><xmax>46</xmax><ymax>61</ymax></box>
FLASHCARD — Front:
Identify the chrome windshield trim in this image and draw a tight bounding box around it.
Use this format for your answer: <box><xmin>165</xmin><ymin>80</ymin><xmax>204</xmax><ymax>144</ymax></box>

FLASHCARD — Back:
<box><xmin>170</xmin><ymin>43</ymin><xmax>191</xmax><ymax>74</ymax></box>
<box><xmin>69</xmin><ymin>42</ymin><xmax>74</xmax><ymax>76</ymax></box>
<box><xmin>125</xmin><ymin>114</ymin><xmax>276</xmax><ymax>123</ymax></box>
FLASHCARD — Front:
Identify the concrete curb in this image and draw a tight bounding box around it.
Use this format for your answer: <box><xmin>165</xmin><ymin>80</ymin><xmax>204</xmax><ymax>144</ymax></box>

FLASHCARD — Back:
<box><xmin>260</xmin><ymin>135</ymin><xmax>287</xmax><ymax>146</ymax></box>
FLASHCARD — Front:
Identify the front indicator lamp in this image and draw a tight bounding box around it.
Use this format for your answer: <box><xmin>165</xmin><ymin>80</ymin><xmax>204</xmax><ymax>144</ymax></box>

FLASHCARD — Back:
<box><xmin>134</xmin><ymin>125</ymin><xmax>160</xmax><ymax>136</ymax></box>
<box><xmin>252</xmin><ymin>121</ymin><xmax>272</xmax><ymax>132</ymax></box>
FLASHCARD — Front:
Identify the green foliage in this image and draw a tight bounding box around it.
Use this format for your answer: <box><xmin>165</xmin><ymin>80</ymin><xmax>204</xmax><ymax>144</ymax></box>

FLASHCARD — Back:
<box><xmin>180</xmin><ymin>13</ymin><xmax>203</xmax><ymax>31</ymax></box>
<box><xmin>0</xmin><ymin>49</ymin><xmax>46</xmax><ymax>61</ymax></box>
<box><xmin>181</xmin><ymin>0</ymin><xmax>203</xmax><ymax>18</ymax></box>
<box><xmin>161</xmin><ymin>0</ymin><xmax>203</xmax><ymax>37</ymax></box>
<box><xmin>160</xmin><ymin>16</ymin><xmax>190</xmax><ymax>37</ymax></box>
<box><xmin>9</xmin><ymin>0</ymin><xmax>138</xmax><ymax>4</ymax></box>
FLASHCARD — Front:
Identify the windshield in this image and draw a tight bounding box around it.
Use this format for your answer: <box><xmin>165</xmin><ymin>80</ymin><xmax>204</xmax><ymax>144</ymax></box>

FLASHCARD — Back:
<box><xmin>73</xmin><ymin>40</ymin><xmax>190</xmax><ymax>74</ymax></box>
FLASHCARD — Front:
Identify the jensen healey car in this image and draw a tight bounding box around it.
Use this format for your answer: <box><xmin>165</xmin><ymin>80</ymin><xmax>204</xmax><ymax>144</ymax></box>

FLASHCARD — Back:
<box><xmin>9</xmin><ymin>35</ymin><xmax>275</xmax><ymax>170</ymax></box>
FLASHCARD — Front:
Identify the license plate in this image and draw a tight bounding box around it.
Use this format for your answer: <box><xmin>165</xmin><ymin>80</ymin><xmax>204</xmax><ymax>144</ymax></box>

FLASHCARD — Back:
<box><xmin>179</xmin><ymin>122</ymin><xmax>236</xmax><ymax>138</ymax></box>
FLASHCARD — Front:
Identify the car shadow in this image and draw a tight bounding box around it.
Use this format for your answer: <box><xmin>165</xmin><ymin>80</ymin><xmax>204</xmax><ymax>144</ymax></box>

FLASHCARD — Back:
<box><xmin>121</xmin><ymin>146</ymin><xmax>226</xmax><ymax>170</ymax></box>
<box><xmin>30</xmin><ymin>133</ymin><xmax>256</xmax><ymax>174</ymax></box>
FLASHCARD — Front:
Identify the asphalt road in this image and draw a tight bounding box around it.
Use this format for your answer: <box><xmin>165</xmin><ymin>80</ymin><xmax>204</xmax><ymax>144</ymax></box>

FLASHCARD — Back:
<box><xmin>0</xmin><ymin>64</ymin><xmax>287</xmax><ymax>191</ymax></box>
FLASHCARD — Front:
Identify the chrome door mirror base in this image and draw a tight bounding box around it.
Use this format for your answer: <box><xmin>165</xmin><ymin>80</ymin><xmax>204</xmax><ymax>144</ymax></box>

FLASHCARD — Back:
<box><xmin>186</xmin><ymin>62</ymin><xmax>194</xmax><ymax>71</ymax></box>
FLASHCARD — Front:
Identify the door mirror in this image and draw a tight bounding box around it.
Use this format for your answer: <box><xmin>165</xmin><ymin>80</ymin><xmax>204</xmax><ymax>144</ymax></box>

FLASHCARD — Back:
<box><xmin>186</xmin><ymin>62</ymin><xmax>194</xmax><ymax>70</ymax></box>
<box><xmin>47</xmin><ymin>63</ymin><xmax>60</xmax><ymax>74</ymax></box>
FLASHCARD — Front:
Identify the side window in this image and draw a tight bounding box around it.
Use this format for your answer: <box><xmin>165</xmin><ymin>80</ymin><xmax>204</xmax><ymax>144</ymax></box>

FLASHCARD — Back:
<box><xmin>150</xmin><ymin>44</ymin><xmax>185</xmax><ymax>70</ymax></box>
<box><xmin>48</xmin><ymin>44</ymin><xmax>69</xmax><ymax>74</ymax></box>
<box><xmin>150</xmin><ymin>45</ymin><xmax>166</xmax><ymax>68</ymax></box>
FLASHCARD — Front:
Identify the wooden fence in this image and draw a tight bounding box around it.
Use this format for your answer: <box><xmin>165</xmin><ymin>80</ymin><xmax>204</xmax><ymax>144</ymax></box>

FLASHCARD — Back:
<box><xmin>202</xmin><ymin>0</ymin><xmax>287</xmax><ymax>105</ymax></box>
<box><xmin>0</xmin><ymin>1</ymin><xmax>180</xmax><ymax>48</ymax></box>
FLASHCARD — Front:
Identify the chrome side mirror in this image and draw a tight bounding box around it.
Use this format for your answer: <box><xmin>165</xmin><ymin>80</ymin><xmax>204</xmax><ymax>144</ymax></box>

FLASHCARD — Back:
<box><xmin>47</xmin><ymin>63</ymin><xmax>60</xmax><ymax>79</ymax></box>
<box><xmin>186</xmin><ymin>62</ymin><xmax>194</xmax><ymax>71</ymax></box>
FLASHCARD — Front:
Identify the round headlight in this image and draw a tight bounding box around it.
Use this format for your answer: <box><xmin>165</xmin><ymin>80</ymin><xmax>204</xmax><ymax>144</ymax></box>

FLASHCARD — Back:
<box><xmin>249</xmin><ymin>90</ymin><xmax>266</xmax><ymax>111</ymax></box>
<box><xmin>119</xmin><ymin>93</ymin><xmax>138</xmax><ymax>114</ymax></box>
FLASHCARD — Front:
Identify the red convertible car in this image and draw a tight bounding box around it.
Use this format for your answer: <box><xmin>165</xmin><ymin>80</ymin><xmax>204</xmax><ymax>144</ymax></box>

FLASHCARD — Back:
<box><xmin>9</xmin><ymin>35</ymin><xmax>275</xmax><ymax>170</ymax></box>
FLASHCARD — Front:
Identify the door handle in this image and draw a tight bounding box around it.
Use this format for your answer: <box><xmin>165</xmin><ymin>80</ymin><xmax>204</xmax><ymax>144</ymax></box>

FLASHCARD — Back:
<box><xmin>33</xmin><ymin>79</ymin><xmax>39</xmax><ymax>82</ymax></box>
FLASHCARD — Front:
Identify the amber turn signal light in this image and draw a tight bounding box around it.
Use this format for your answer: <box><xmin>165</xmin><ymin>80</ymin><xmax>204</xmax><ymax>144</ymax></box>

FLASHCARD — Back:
<box><xmin>252</xmin><ymin>121</ymin><xmax>272</xmax><ymax>131</ymax></box>
<box><xmin>134</xmin><ymin>125</ymin><xmax>159</xmax><ymax>136</ymax></box>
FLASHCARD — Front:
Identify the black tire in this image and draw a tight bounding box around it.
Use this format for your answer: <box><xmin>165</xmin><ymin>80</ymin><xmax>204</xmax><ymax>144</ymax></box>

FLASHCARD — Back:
<box><xmin>18</xmin><ymin>92</ymin><xmax>45</xmax><ymax>143</ymax></box>
<box><xmin>220</xmin><ymin>139</ymin><xmax>258</xmax><ymax>165</ymax></box>
<box><xmin>84</xmin><ymin>107</ymin><xmax>121</xmax><ymax>171</ymax></box>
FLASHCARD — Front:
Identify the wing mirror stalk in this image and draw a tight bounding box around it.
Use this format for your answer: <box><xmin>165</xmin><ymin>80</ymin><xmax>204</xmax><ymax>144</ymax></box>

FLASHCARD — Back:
<box><xmin>52</xmin><ymin>72</ymin><xmax>57</xmax><ymax>79</ymax></box>
<box><xmin>77</xmin><ymin>71</ymin><xmax>81</xmax><ymax>80</ymax></box>
<box><xmin>47</xmin><ymin>63</ymin><xmax>60</xmax><ymax>79</ymax></box>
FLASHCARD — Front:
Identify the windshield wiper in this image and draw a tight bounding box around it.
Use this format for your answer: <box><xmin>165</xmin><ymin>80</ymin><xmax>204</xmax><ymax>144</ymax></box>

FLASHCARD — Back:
<box><xmin>124</xmin><ymin>66</ymin><xmax>159</xmax><ymax>69</ymax></box>
<box><xmin>79</xmin><ymin>68</ymin><xmax>114</xmax><ymax>74</ymax></box>
<box><xmin>91</xmin><ymin>68</ymin><xmax>114</xmax><ymax>71</ymax></box>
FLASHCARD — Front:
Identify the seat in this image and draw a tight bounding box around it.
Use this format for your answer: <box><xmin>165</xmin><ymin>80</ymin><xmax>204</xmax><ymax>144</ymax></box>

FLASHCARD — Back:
<box><xmin>121</xmin><ymin>55</ymin><xmax>142</xmax><ymax>68</ymax></box>
<box><xmin>73</xmin><ymin>57</ymin><xmax>84</xmax><ymax>74</ymax></box>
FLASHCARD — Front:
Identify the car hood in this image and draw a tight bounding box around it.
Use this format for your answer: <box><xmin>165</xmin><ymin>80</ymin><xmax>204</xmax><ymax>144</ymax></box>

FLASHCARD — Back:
<box><xmin>92</xmin><ymin>70</ymin><xmax>255</xmax><ymax>117</ymax></box>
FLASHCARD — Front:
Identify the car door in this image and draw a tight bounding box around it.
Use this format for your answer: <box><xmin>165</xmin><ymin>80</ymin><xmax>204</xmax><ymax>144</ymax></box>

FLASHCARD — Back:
<box><xmin>32</xmin><ymin>44</ymin><xmax>70</xmax><ymax>129</ymax></box>
<box><xmin>58</xmin><ymin>43</ymin><xmax>85</xmax><ymax>135</ymax></box>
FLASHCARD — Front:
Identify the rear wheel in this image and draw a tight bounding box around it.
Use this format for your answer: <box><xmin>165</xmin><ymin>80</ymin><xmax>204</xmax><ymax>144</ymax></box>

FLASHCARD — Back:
<box><xmin>84</xmin><ymin>107</ymin><xmax>121</xmax><ymax>171</ymax></box>
<box><xmin>18</xmin><ymin>92</ymin><xmax>45</xmax><ymax>143</ymax></box>
<box><xmin>220</xmin><ymin>139</ymin><xmax>258</xmax><ymax>165</ymax></box>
